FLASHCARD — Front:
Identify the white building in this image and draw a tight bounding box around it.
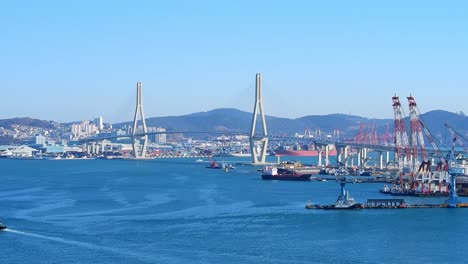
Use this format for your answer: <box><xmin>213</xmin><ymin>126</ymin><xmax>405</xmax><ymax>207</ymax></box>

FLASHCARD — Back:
<box><xmin>71</xmin><ymin>120</ymin><xmax>98</xmax><ymax>138</ymax></box>
<box><xmin>10</xmin><ymin>145</ymin><xmax>38</xmax><ymax>157</ymax></box>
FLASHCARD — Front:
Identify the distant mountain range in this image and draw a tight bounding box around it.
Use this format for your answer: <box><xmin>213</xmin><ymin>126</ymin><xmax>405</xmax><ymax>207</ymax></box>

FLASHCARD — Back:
<box><xmin>114</xmin><ymin>108</ymin><xmax>468</xmax><ymax>146</ymax></box>
<box><xmin>1</xmin><ymin>109</ymin><xmax>467</xmax><ymax>146</ymax></box>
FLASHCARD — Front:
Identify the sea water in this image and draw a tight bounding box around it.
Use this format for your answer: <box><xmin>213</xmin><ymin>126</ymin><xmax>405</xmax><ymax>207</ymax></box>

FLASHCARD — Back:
<box><xmin>1</xmin><ymin>158</ymin><xmax>468</xmax><ymax>264</ymax></box>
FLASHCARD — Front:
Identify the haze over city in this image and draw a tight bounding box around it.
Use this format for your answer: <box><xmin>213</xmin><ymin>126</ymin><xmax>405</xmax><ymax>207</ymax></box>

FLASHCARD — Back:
<box><xmin>1</xmin><ymin>1</ymin><xmax>467</xmax><ymax>123</ymax></box>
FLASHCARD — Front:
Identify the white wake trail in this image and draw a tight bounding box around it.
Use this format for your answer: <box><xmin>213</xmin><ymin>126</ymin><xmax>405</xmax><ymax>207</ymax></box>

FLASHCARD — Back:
<box><xmin>4</xmin><ymin>228</ymin><xmax>165</xmax><ymax>263</ymax></box>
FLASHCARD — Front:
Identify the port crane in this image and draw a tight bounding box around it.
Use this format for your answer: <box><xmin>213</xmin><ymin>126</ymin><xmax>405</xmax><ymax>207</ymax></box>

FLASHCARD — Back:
<box><xmin>406</xmin><ymin>96</ymin><xmax>451</xmax><ymax>195</ymax></box>
<box><xmin>444</xmin><ymin>123</ymin><xmax>468</xmax><ymax>153</ymax></box>
<box><xmin>388</xmin><ymin>95</ymin><xmax>452</xmax><ymax>195</ymax></box>
<box><xmin>392</xmin><ymin>95</ymin><xmax>412</xmax><ymax>189</ymax></box>
<box><xmin>443</xmin><ymin>123</ymin><xmax>468</xmax><ymax>207</ymax></box>
<box><xmin>407</xmin><ymin>96</ymin><xmax>428</xmax><ymax>175</ymax></box>
<box><xmin>418</xmin><ymin>120</ymin><xmax>450</xmax><ymax>194</ymax></box>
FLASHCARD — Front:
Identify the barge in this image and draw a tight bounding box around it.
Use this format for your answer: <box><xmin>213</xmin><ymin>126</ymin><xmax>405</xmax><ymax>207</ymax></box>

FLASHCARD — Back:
<box><xmin>306</xmin><ymin>170</ymin><xmax>468</xmax><ymax>210</ymax></box>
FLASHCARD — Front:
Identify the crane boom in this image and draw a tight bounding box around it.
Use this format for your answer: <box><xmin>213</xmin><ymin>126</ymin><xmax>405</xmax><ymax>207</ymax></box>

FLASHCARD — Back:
<box><xmin>444</xmin><ymin>123</ymin><xmax>467</xmax><ymax>153</ymax></box>
<box><xmin>419</xmin><ymin>120</ymin><xmax>441</xmax><ymax>157</ymax></box>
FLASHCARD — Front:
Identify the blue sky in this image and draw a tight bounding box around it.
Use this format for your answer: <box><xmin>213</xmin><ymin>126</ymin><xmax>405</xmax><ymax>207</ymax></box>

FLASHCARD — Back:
<box><xmin>1</xmin><ymin>1</ymin><xmax>467</xmax><ymax>123</ymax></box>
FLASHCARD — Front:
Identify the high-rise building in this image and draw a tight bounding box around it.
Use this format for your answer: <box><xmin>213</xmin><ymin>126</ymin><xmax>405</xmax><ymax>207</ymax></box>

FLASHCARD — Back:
<box><xmin>71</xmin><ymin>124</ymin><xmax>81</xmax><ymax>137</ymax></box>
<box><xmin>157</xmin><ymin>127</ymin><xmax>167</xmax><ymax>143</ymax></box>
<box><xmin>147</xmin><ymin>127</ymin><xmax>167</xmax><ymax>143</ymax></box>
<box><xmin>71</xmin><ymin>120</ymin><xmax>98</xmax><ymax>138</ymax></box>
<box><xmin>94</xmin><ymin>117</ymin><xmax>103</xmax><ymax>131</ymax></box>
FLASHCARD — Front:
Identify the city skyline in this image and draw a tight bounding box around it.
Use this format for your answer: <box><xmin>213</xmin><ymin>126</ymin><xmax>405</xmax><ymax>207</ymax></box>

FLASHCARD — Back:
<box><xmin>1</xmin><ymin>1</ymin><xmax>467</xmax><ymax>123</ymax></box>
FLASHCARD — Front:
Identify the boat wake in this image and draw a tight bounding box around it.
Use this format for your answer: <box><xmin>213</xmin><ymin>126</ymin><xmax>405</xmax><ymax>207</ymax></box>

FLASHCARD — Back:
<box><xmin>4</xmin><ymin>228</ymin><xmax>173</xmax><ymax>262</ymax></box>
<box><xmin>5</xmin><ymin>228</ymin><xmax>102</xmax><ymax>248</ymax></box>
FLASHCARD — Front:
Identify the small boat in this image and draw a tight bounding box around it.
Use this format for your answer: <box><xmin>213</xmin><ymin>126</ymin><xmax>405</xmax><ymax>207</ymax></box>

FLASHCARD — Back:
<box><xmin>359</xmin><ymin>170</ymin><xmax>372</xmax><ymax>176</ymax></box>
<box><xmin>206</xmin><ymin>160</ymin><xmax>222</xmax><ymax>169</ymax></box>
<box><xmin>0</xmin><ymin>222</ymin><xmax>7</xmax><ymax>230</ymax></box>
<box><xmin>221</xmin><ymin>163</ymin><xmax>235</xmax><ymax>170</ymax></box>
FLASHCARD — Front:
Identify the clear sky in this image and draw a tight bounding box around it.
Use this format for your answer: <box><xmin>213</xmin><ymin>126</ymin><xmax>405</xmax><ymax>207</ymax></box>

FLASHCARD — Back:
<box><xmin>1</xmin><ymin>1</ymin><xmax>467</xmax><ymax>123</ymax></box>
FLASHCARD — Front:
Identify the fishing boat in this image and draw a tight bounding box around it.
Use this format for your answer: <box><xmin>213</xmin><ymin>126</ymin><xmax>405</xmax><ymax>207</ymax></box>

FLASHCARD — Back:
<box><xmin>0</xmin><ymin>222</ymin><xmax>7</xmax><ymax>230</ymax></box>
<box><xmin>206</xmin><ymin>160</ymin><xmax>222</xmax><ymax>169</ymax></box>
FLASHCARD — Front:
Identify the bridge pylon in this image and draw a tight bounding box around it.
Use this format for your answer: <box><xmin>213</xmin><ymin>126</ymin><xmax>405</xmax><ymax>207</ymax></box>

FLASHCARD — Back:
<box><xmin>132</xmin><ymin>81</ymin><xmax>148</xmax><ymax>158</ymax></box>
<box><xmin>249</xmin><ymin>73</ymin><xmax>269</xmax><ymax>164</ymax></box>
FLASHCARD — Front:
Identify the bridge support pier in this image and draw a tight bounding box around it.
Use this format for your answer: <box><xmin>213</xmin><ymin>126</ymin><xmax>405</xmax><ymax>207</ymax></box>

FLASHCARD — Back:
<box><xmin>357</xmin><ymin>149</ymin><xmax>361</xmax><ymax>167</ymax></box>
<box><xmin>325</xmin><ymin>145</ymin><xmax>330</xmax><ymax>166</ymax></box>
<box><xmin>344</xmin><ymin>146</ymin><xmax>350</xmax><ymax>167</ymax></box>
<box><xmin>337</xmin><ymin>146</ymin><xmax>342</xmax><ymax>165</ymax></box>
<box><xmin>249</xmin><ymin>73</ymin><xmax>269</xmax><ymax>164</ymax></box>
<box><xmin>318</xmin><ymin>149</ymin><xmax>323</xmax><ymax>166</ymax></box>
<box><xmin>379</xmin><ymin>151</ymin><xmax>384</xmax><ymax>170</ymax></box>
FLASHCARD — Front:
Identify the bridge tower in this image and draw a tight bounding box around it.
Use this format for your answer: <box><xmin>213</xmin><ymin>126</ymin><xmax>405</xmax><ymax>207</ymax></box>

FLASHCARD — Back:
<box><xmin>249</xmin><ymin>73</ymin><xmax>269</xmax><ymax>164</ymax></box>
<box><xmin>132</xmin><ymin>81</ymin><xmax>148</xmax><ymax>158</ymax></box>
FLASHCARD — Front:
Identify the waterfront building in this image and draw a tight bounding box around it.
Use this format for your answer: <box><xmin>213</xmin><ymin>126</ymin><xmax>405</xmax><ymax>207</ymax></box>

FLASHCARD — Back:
<box><xmin>34</xmin><ymin>134</ymin><xmax>46</xmax><ymax>145</ymax></box>
<box><xmin>9</xmin><ymin>145</ymin><xmax>38</xmax><ymax>157</ymax></box>
<box><xmin>40</xmin><ymin>145</ymin><xmax>64</xmax><ymax>154</ymax></box>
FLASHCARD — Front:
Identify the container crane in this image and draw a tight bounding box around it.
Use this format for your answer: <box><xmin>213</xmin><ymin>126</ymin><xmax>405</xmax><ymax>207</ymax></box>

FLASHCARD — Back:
<box><xmin>356</xmin><ymin>121</ymin><xmax>365</xmax><ymax>144</ymax></box>
<box><xmin>380</xmin><ymin>123</ymin><xmax>391</xmax><ymax>145</ymax></box>
<box><xmin>370</xmin><ymin>118</ymin><xmax>378</xmax><ymax>145</ymax></box>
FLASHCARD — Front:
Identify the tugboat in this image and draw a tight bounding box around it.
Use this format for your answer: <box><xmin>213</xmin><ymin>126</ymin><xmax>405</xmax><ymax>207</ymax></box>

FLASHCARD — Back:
<box><xmin>0</xmin><ymin>222</ymin><xmax>7</xmax><ymax>230</ymax></box>
<box><xmin>321</xmin><ymin>175</ymin><xmax>363</xmax><ymax>209</ymax></box>
<box><xmin>306</xmin><ymin>171</ymin><xmax>363</xmax><ymax>209</ymax></box>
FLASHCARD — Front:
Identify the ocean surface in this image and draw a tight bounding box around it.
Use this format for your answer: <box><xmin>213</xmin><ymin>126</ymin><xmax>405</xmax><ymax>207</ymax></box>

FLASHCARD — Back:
<box><xmin>1</xmin><ymin>157</ymin><xmax>468</xmax><ymax>264</ymax></box>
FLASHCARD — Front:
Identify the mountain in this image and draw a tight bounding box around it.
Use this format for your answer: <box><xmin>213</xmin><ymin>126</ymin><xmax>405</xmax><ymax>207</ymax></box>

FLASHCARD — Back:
<box><xmin>1</xmin><ymin>109</ymin><xmax>465</xmax><ymax>147</ymax></box>
<box><xmin>418</xmin><ymin>110</ymin><xmax>468</xmax><ymax>145</ymax></box>
<box><xmin>0</xmin><ymin>117</ymin><xmax>55</xmax><ymax>129</ymax></box>
<box><xmin>0</xmin><ymin>117</ymin><xmax>56</xmax><ymax>145</ymax></box>
<box><xmin>114</xmin><ymin>108</ymin><xmax>467</xmax><ymax>145</ymax></box>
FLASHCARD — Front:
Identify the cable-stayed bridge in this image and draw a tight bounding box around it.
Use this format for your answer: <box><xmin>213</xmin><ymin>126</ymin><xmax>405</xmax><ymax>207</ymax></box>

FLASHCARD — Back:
<box><xmin>80</xmin><ymin>74</ymin><xmax>465</xmax><ymax>169</ymax></box>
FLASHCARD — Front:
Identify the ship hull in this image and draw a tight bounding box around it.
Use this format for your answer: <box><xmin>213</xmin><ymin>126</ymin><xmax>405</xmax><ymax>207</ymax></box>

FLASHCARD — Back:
<box><xmin>274</xmin><ymin>150</ymin><xmax>338</xmax><ymax>157</ymax></box>
<box><xmin>261</xmin><ymin>174</ymin><xmax>312</xmax><ymax>181</ymax></box>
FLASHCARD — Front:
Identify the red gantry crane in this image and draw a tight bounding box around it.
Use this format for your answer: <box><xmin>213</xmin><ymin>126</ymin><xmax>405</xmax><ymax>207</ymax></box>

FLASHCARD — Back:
<box><xmin>407</xmin><ymin>96</ymin><xmax>428</xmax><ymax>173</ymax></box>
<box><xmin>392</xmin><ymin>95</ymin><xmax>412</xmax><ymax>188</ymax></box>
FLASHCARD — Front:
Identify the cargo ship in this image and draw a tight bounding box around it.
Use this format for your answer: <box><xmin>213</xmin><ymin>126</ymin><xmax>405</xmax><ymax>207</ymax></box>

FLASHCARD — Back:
<box><xmin>261</xmin><ymin>166</ymin><xmax>312</xmax><ymax>181</ymax></box>
<box><xmin>274</xmin><ymin>144</ymin><xmax>337</xmax><ymax>157</ymax></box>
